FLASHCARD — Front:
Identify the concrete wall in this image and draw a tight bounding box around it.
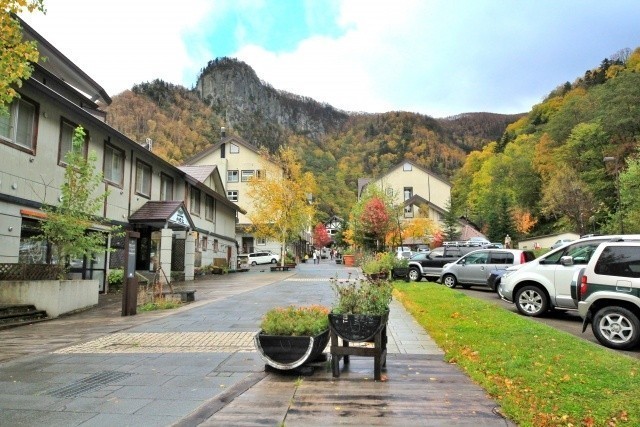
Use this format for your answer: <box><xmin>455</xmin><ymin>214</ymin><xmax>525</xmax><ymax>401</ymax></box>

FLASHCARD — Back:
<box><xmin>0</xmin><ymin>279</ymin><xmax>99</xmax><ymax>318</ymax></box>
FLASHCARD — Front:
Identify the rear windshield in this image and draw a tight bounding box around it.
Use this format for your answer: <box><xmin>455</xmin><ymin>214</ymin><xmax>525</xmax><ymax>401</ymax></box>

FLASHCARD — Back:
<box><xmin>594</xmin><ymin>246</ymin><xmax>640</xmax><ymax>278</ymax></box>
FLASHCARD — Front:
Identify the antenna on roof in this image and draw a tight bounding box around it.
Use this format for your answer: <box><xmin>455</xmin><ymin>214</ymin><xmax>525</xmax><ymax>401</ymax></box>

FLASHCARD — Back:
<box><xmin>143</xmin><ymin>138</ymin><xmax>153</xmax><ymax>151</ymax></box>
<box><xmin>221</xmin><ymin>127</ymin><xmax>226</xmax><ymax>138</ymax></box>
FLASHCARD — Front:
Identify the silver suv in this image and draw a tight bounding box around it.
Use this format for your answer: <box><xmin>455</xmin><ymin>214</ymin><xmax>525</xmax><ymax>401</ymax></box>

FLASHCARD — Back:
<box><xmin>438</xmin><ymin>249</ymin><xmax>535</xmax><ymax>290</ymax></box>
<box><xmin>571</xmin><ymin>242</ymin><xmax>640</xmax><ymax>350</ymax></box>
<box><xmin>499</xmin><ymin>235</ymin><xmax>640</xmax><ymax>317</ymax></box>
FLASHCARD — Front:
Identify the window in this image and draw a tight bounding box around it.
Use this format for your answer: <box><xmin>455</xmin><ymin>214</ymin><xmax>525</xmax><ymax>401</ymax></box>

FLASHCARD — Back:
<box><xmin>135</xmin><ymin>160</ymin><xmax>152</xmax><ymax>198</ymax></box>
<box><xmin>595</xmin><ymin>246</ymin><xmax>640</xmax><ymax>278</ymax></box>
<box><xmin>202</xmin><ymin>236</ymin><xmax>208</xmax><ymax>251</ymax></box>
<box><xmin>58</xmin><ymin>118</ymin><xmax>87</xmax><ymax>165</ymax></box>
<box><xmin>489</xmin><ymin>252</ymin><xmax>514</xmax><ymax>264</ymax></box>
<box><xmin>227</xmin><ymin>190</ymin><xmax>238</xmax><ymax>202</ymax></box>
<box><xmin>256</xmin><ymin>237</ymin><xmax>266</xmax><ymax>246</ymax></box>
<box><xmin>403</xmin><ymin>163</ymin><xmax>412</xmax><ymax>171</ymax></box>
<box><xmin>230</xmin><ymin>143</ymin><xmax>239</xmax><ymax>153</ymax></box>
<box><xmin>214</xmin><ymin>239</ymin><xmax>219</xmax><ymax>251</ymax></box>
<box><xmin>220</xmin><ymin>143</ymin><xmax>225</xmax><ymax>158</ymax></box>
<box><xmin>190</xmin><ymin>187</ymin><xmax>201</xmax><ymax>216</ymax></box>
<box><xmin>103</xmin><ymin>143</ymin><xmax>124</xmax><ymax>186</ymax></box>
<box><xmin>205</xmin><ymin>195</ymin><xmax>214</xmax><ymax>221</ymax></box>
<box><xmin>0</xmin><ymin>96</ymin><xmax>38</xmax><ymax>152</ymax></box>
<box><xmin>160</xmin><ymin>173</ymin><xmax>174</xmax><ymax>201</ymax></box>
<box><xmin>227</xmin><ymin>170</ymin><xmax>239</xmax><ymax>182</ymax></box>
<box><xmin>404</xmin><ymin>187</ymin><xmax>413</xmax><ymax>215</ymax></box>
<box><xmin>241</xmin><ymin>170</ymin><xmax>255</xmax><ymax>182</ymax></box>
<box><xmin>256</xmin><ymin>169</ymin><xmax>266</xmax><ymax>179</ymax></box>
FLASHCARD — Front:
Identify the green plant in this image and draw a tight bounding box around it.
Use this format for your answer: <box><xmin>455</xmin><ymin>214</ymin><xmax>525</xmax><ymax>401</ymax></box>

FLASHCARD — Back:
<box><xmin>138</xmin><ymin>298</ymin><xmax>182</xmax><ymax>311</ymax></box>
<box><xmin>34</xmin><ymin>126</ymin><xmax>121</xmax><ymax>274</ymax></box>
<box><xmin>260</xmin><ymin>305</ymin><xmax>330</xmax><ymax>336</ymax></box>
<box><xmin>107</xmin><ymin>268</ymin><xmax>124</xmax><ymax>287</ymax></box>
<box><xmin>331</xmin><ymin>275</ymin><xmax>392</xmax><ymax>315</ymax></box>
<box><xmin>361</xmin><ymin>252</ymin><xmax>395</xmax><ymax>274</ymax></box>
<box><xmin>393</xmin><ymin>256</ymin><xmax>409</xmax><ymax>268</ymax></box>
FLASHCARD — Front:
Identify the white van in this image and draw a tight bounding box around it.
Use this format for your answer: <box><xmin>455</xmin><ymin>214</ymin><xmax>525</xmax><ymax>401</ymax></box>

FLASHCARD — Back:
<box><xmin>498</xmin><ymin>235</ymin><xmax>640</xmax><ymax>317</ymax></box>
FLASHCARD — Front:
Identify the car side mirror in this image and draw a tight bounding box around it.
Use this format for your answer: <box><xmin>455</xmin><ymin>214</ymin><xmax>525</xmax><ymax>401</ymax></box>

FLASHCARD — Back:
<box><xmin>560</xmin><ymin>256</ymin><xmax>574</xmax><ymax>267</ymax></box>
<box><xmin>459</xmin><ymin>258</ymin><xmax>467</xmax><ymax>265</ymax></box>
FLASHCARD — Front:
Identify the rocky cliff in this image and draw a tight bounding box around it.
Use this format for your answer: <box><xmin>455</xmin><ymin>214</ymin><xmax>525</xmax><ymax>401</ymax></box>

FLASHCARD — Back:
<box><xmin>195</xmin><ymin>58</ymin><xmax>349</xmax><ymax>147</ymax></box>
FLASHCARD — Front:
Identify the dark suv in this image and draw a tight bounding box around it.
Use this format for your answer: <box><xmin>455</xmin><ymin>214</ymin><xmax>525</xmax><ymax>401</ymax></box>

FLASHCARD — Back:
<box><xmin>571</xmin><ymin>242</ymin><xmax>640</xmax><ymax>350</ymax></box>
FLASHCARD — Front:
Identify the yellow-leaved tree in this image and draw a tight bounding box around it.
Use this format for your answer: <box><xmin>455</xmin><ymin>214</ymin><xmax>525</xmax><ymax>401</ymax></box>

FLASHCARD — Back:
<box><xmin>1</xmin><ymin>0</ymin><xmax>45</xmax><ymax>114</ymax></box>
<box><xmin>247</xmin><ymin>147</ymin><xmax>316</xmax><ymax>265</ymax></box>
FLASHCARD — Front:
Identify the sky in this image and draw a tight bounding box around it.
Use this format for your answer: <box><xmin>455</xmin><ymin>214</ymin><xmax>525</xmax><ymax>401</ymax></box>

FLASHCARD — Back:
<box><xmin>21</xmin><ymin>0</ymin><xmax>640</xmax><ymax>118</ymax></box>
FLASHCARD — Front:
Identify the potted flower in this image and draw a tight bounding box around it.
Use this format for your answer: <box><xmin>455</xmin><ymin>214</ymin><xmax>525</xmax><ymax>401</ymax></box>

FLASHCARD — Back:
<box><xmin>342</xmin><ymin>247</ymin><xmax>356</xmax><ymax>266</ymax></box>
<box><xmin>329</xmin><ymin>275</ymin><xmax>392</xmax><ymax>341</ymax></box>
<box><xmin>361</xmin><ymin>252</ymin><xmax>395</xmax><ymax>281</ymax></box>
<box><xmin>391</xmin><ymin>256</ymin><xmax>410</xmax><ymax>280</ymax></box>
<box><xmin>254</xmin><ymin>305</ymin><xmax>330</xmax><ymax>370</ymax></box>
<box><xmin>329</xmin><ymin>275</ymin><xmax>393</xmax><ymax>380</ymax></box>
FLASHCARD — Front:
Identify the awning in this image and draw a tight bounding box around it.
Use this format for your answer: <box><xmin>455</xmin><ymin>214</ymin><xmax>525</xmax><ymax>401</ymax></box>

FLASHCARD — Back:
<box><xmin>129</xmin><ymin>201</ymin><xmax>194</xmax><ymax>230</ymax></box>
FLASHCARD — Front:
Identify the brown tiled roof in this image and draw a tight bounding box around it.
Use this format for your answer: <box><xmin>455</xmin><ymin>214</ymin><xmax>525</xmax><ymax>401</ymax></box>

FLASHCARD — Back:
<box><xmin>129</xmin><ymin>201</ymin><xmax>184</xmax><ymax>222</ymax></box>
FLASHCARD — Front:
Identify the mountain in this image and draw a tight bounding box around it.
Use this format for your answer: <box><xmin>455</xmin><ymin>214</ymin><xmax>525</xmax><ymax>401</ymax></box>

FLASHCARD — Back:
<box><xmin>105</xmin><ymin>57</ymin><xmax>523</xmax><ymax>218</ymax></box>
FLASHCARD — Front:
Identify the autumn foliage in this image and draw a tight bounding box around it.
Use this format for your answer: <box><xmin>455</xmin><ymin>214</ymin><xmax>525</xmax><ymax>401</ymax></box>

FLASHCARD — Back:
<box><xmin>312</xmin><ymin>223</ymin><xmax>332</xmax><ymax>248</ymax></box>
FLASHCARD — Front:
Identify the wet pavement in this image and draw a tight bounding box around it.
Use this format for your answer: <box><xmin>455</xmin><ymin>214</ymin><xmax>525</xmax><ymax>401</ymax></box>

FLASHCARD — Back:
<box><xmin>0</xmin><ymin>261</ymin><xmax>514</xmax><ymax>426</ymax></box>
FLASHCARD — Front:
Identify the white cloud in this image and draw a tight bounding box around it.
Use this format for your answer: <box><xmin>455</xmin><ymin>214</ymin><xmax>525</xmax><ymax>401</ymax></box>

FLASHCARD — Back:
<box><xmin>21</xmin><ymin>0</ymin><xmax>215</xmax><ymax>96</ymax></box>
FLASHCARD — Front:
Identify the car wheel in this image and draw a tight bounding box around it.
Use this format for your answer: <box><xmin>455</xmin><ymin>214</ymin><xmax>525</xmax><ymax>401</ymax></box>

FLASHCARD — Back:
<box><xmin>493</xmin><ymin>279</ymin><xmax>501</xmax><ymax>293</ymax></box>
<box><xmin>271</xmin><ymin>259</ymin><xmax>277</xmax><ymax>264</ymax></box>
<box><xmin>442</xmin><ymin>274</ymin><xmax>457</xmax><ymax>288</ymax></box>
<box><xmin>251</xmin><ymin>261</ymin><xmax>257</xmax><ymax>266</ymax></box>
<box><xmin>408</xmin><ymin>268</ymin><xmax>421</xmax><ymax>282</ymax></box>
<box><xmin>514</xmin><ymin>285</ymin><xmax>548</xmax><ymax>317</ymax></box>
<box><xmin>591</xmin><ymin>306</ymin><xmax>640</xmax><ymax>350</ymax></box>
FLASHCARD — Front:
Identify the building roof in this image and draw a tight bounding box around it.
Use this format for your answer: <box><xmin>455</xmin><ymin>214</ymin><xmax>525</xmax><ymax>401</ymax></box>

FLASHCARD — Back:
<box><xmin>404</xmin><ymin>194</ymin><xmax>446</xmax><ymax>214</ymax></box>
<box><xmin>358</xmin><ymin>159</ymin><xmax>452</xmax><ymax>198</ymax></box>
<box><xmin>19</xmin><ymin>16</ymin><xmax>111</xmax><ymax>105</ymax></box>
<box><xmin>183</xmin><ymin>134</ymin><xmax>263</xmax><ymax>165</ymax></box>
<box><xmin>178</xmin><ymin>165</ymin><xmax>218</xmax><ymax>183</ymax></box>
<box><xmin>129</xmin><ymin>201</ymin><xmax>194</xmax><ymax>229</ymax></box>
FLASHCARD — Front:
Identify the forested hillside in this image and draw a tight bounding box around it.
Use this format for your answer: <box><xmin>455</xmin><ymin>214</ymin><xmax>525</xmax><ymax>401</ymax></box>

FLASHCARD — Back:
<box><xmin>105</xmin><ymin>58</ymin><xmax>521</xmax><ymax>221</ymax></box>
<box><xmin>453</xmin><ymin>48</ymin><xmax>640</xmax><ymax>242</ymax></box>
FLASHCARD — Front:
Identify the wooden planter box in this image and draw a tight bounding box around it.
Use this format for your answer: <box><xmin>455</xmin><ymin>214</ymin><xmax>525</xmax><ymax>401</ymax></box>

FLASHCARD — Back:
<box><xmin>343</xmin><ymin>254</ymin><xmax>355</xmax><ymax>266</ymax></box>
<box><xmin>254</xmin><ymin>329</ymin><xmax>330</xmax><ymax>371</ymax></box>
<box><xmin>329</xmin><ymin>312</ymin><xmax>389</xmax><ymax>380</ymax></box>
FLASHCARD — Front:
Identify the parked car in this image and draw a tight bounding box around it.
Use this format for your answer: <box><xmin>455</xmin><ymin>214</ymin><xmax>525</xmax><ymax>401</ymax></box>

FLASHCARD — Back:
<box><xmin>465</xmin><ymin>237</ymin><xmax>491</xmax><ymax>247</ymax></box>
<box><xmin>248</xmin><ymin>251</ymin><xmax>280</xmax><ymax>265</ymax></box>
<box><xmin>487</xmin><ymin>243</ymin><xmax>503</xmax><ymax>249</ymax></box>
<box><xmin>570</xmin><ymin>242</ymin><xmax>640</xmax><ymax>350</ymax></box>
<box><xmin>550</xmin><ymin>238</ymin><xmax>574</xmax><ymax>250</ymax></box>
<box><xmin>498</xmin><ymin>235</ymin><xmax>640</xmax><ymax>317</ymax></box>
<box><xmin>487</xmin><ymin>268</ymin><xmax>507</xmax><ymax>292</ymax></box>
<box><xmin>408</xmin><ymin>246</ymin><xmax>476</xmax><ymax>281</ymax></box>
<box><xmin>438</xmin><ymin>249</ymin><xmax>536</xmax><ymax>290</ymax></box>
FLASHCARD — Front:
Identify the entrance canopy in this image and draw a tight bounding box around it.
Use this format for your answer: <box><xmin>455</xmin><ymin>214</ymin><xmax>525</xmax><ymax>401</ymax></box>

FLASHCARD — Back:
<box><xmin>129</xmin><ymin>201</ymin><xmax>194</xmax><ymax>230</ymax></box>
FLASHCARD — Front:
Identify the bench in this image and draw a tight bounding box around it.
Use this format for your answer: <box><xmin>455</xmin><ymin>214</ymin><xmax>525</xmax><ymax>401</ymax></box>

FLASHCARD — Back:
<box><xmin>161</xmin><ymin>289</ymin><xmax>196</xmax><ymax>302</ymax></box>
<box><xmin>270</xmin><ymin>265</ymin><xmax>293</xmax><ymax>272</ymax></box>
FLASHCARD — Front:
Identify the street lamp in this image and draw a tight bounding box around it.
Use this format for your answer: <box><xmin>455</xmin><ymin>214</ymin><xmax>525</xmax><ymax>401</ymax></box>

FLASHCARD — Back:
<box><xmin>603</xmin><ymin>156</ymin><xmax>624</xmax><ymax>233</ymax></box>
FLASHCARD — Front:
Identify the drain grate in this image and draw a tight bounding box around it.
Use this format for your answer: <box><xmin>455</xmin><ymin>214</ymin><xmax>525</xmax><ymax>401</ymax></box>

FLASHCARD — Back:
<box><xmin>45</xmin><ymin>370</ymin><xmax>132</xmax><ymax>398</ymax></box>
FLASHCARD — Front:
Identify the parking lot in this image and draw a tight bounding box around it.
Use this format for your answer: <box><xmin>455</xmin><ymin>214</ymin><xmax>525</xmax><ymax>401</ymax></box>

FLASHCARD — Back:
<box><xmin>448</xmin><ymin>284</ymin><xmax>640</xmax><ymax>360</ymax></box>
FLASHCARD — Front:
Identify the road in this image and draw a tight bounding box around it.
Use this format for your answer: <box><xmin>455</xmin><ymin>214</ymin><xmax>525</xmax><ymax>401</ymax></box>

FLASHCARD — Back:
<box><xmin>447</xmin><ymin>284</ymin><xmax>640</xmax><ymax>360</ymax></box>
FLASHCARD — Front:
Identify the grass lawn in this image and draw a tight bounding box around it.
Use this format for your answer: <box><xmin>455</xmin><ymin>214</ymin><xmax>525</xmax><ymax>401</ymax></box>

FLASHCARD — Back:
<box><xmin>394</xmin><ymin>281</ymin><xmax>639</xmax><ymax>427</ymax></box>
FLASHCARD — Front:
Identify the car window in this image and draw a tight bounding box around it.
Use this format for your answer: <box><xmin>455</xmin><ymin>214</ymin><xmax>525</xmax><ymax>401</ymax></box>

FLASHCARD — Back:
<box><xmin>464</xmin><ymin>251</ymin><xmax>488</xmax><ymax>264</ymax></box>
<box><xmin>595</xmin><ymin>246</ymin><xmax>640</xmax><ymax>278</ymax></box>
<box><xmin>523</xmin><ymin>251</ymin><xmax>536</xmax><ymax>262</ymax></box>
<box><xmin>541</xmin><ymin>240</ymin><xmax>604</xmax><ymax>264</ymax></box>
<box><xmin>489</xmin><ymin>252</ymin><xmax>514</xmax><ymax>264</ymax></box>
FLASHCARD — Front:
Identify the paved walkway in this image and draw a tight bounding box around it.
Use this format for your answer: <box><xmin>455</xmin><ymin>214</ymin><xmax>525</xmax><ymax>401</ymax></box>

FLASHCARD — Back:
<box><xmin>0</xmin><ymin>261</ymin><xmax>514</xmax><ymax>426</ymax></box>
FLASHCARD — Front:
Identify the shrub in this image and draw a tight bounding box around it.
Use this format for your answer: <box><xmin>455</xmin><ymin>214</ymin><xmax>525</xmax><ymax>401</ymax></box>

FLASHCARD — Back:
<box><xmin>260</xmin><ymin>305</ymin><xmax>330</xmax><ymax>336</ymax></box>
<box><xmin>331</xmin><ymin>275</ymin><xmax>392</xmax><ymax>315</ymax></box>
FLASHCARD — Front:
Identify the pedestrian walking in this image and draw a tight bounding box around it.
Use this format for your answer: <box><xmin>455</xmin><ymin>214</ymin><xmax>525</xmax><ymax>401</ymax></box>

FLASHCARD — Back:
<box><xmin>504</xmin><ymin>234</ymin><xmax>512</xmax><ymax>249</ymax></box>
<box><xmin>312</xmin><ymin>250</ymin><xmax>317</xmax><ymax>264</ymax></box>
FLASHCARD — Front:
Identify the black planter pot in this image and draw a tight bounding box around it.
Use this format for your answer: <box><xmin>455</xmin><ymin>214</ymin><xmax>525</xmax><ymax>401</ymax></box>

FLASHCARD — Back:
<box><xmin>328</xmin><ymin>311</ymin><xmax>389</xmax><ymax>342</ymax></box>
<box><xmin>254</xmin><ymin>329</ymin><xmax>330</xmax><ymax>370</ymax></box>
<box><xmin>392</xmin><ymin>267</ymin><xmax>410</xmax><ymax>280</ymax></box>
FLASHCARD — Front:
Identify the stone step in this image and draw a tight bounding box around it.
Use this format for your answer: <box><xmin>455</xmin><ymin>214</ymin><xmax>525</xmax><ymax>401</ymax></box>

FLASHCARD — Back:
<box><xmin>0</xmin><ymin>304</ymin><xmax>48</xmax><ymax>330</ymax></box>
